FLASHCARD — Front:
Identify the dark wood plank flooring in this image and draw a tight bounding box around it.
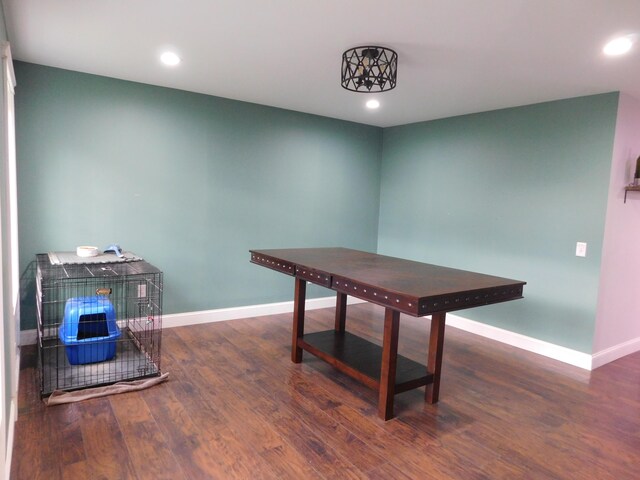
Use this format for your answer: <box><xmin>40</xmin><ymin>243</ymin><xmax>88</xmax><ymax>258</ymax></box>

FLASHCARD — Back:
<box><xmin>10</xmin><ymin>303</ymin><xmax>640</xmax><ymax>479</ymax></box>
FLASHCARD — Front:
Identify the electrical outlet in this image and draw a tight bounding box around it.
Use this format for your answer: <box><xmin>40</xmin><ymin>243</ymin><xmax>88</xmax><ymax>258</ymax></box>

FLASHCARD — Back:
<box><xmin>576</xmin><ymin>242</ymin><xmax>587</xmax><ymax>257</ymax></box>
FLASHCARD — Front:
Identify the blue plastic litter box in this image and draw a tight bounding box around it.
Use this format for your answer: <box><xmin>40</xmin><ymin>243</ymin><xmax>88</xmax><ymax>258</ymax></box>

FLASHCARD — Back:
<box><xmin>59</xmin><ymin>296</ymin><xmax>121</xmax><ymax>365</ymax></box>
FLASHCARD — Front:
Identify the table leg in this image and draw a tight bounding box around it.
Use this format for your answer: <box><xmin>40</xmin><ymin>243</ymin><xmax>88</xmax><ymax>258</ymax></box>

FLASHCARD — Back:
<box><xmin>425</xmin><ymin>312</ymin><xmax>446</xmax><ymax>404</ymax></box>
<box><xmin>378</xmin><ymin>308</ymin><xmax>400</xmax><ymax>420</ymax></box>
<box><xmin>334</xmin><ymin>292</ymin><xmax>347</xmax><ymax>332</ymax></box>
<box><xmin>292</xmin><ymin>278</ymin><xmax>306</xmax><ymax>363</ymax></box>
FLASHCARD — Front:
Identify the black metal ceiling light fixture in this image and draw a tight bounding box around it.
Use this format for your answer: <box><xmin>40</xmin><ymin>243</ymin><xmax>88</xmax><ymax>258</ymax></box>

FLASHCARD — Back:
<box><xmin>341</xmin><ymin>46</ymin><xmax>398</xmax><ymax>93</ymax></box>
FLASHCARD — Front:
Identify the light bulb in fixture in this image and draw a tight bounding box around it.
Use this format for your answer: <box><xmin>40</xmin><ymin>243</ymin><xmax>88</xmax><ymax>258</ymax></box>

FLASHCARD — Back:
<box><xmin>603</xmin><ymin>36</ymin><xmax>633</xmax><ymax>56</ymax></box>
<box><xmin>160</xmin><ymin>51</ymin><xmax>181</xmax><ymax>66</ymax></box>
<box><xmin>366</xmin><ymin>99</ymin><xmax>380</xmax><ymax>109</ymax></box>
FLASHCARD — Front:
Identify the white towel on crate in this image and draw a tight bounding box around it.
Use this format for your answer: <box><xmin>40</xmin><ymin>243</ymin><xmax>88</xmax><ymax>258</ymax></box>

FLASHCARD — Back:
<box><xmin>48</xmin><ymin>251</ymin><xmax>143</xmax><ymax>265</ymax></box>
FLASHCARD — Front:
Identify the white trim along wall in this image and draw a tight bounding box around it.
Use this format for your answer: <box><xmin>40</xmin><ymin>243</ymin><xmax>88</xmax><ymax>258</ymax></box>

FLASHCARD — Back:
<box><xmin>21</xmin><ymin>296</ymin><xmax>639</xmax><ymax>371</ymax></box>
<box><xmin>1</xmin><ymin>41</ymin><xmax>18</xmax><ymax>480</ymax></box>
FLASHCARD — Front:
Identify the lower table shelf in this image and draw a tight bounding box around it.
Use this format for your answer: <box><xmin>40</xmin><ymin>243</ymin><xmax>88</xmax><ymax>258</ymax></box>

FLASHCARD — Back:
<box><xmin>298</xmin><ymin>330</ymin><xmax>433</xmax><ymax>394</ymax></box>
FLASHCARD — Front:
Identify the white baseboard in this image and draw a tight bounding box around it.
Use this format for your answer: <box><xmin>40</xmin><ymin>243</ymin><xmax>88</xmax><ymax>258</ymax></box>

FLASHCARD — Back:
<box><xmin>5</xmin><ymin>387</ymin><xmax>17</xmax><ymax>480</ymax></box>
<box><xmin>162</xmin><ymin>295</ymin><xmax>366</xmax><ymax>329</ymax></box>
<box><xmin>18</xmin><ymin>296</ymin><xmax>364</xmax><ymax>344</ymax></box>
<box><xmin>19</xmin><ymin>298</ymin><xmax>640</xmax><ymax>370</ymax></box>
<box><xmin>445</xmin><ymin>313</ymin><xmax>594</xmax><ymax>370</ymax></box>
<box><xmin>20</xmin><ymin>329</ymin><xmax>37</xmax><ymax>346</ymax></box>
<box><xmin>591</xmin><ymin>336</ymin><xmax>640</xmax><ymax>369</ymax></box>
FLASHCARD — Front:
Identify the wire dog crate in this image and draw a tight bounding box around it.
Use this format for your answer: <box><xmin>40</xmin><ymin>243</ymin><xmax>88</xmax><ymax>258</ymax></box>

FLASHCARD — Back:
<box><xmin>36</xmin><ymin>253</ymin><xmax>163</xmax><ymax>396</ymax></box>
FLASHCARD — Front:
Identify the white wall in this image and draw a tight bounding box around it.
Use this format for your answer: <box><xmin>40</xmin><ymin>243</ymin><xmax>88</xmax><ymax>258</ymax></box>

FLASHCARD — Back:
<box><xmin>593</xmin><ymin>93</ymin><xmax>640</xmax><ymax>363</ymax></box>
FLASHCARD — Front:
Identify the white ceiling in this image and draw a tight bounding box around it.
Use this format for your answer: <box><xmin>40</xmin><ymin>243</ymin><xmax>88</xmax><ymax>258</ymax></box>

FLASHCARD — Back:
<box><xmin>3</xmin><ymin>0</ymin><xmax>640</xmax><ymax>127</ymax></box>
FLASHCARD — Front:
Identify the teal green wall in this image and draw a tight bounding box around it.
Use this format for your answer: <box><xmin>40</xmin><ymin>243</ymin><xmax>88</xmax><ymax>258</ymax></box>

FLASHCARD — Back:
<box><xmin>378</xmin><ymin>94</ymin><xmax>618</xmax><ymax>352</ymax></box>
<box><xmin>15</xmin><ymin>62</ymin><xmax>382</xmax><ymax>328</ymax></box>
<box><xmin>14</xmin><ymin>61</ymin><xmax>619</xmax><ymax>354</ymax></box>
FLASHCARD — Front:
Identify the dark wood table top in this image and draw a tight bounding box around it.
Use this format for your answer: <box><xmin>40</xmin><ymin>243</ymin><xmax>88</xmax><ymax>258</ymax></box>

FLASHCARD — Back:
<box><xmin>251</xmin><ymin>247</ymin><xmax>525</xmax><ymax>316</ymax></box>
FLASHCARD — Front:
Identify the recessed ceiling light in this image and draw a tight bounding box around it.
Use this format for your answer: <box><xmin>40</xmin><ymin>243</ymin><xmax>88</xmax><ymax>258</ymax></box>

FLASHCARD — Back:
<box><xmin>160</xmin><ymin>51</ymin><xmax>181</xmax><ymax>66</ymax></box>
<box><xmin>603</xmin><ymin>36</ymin><xmax>634</xmax><ymax>56</ymax></box>
<box><xmin>366</xmin><ymin>99</ymin><xmax>380</xmax><ymax>109</ymax></box>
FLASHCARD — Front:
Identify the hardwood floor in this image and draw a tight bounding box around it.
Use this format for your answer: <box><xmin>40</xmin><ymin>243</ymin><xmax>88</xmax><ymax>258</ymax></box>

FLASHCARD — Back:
<box><xmin>11</xmin><ymin>303</ymin><xmax>640</xmax><ymax>479</ymax></box>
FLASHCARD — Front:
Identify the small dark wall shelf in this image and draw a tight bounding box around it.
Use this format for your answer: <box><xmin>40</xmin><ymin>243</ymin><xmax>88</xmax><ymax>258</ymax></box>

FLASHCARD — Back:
<box><xmin>624</xmin><ymin>185</ymin><xmax>640</xmax><ymax>203</ymax></box>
